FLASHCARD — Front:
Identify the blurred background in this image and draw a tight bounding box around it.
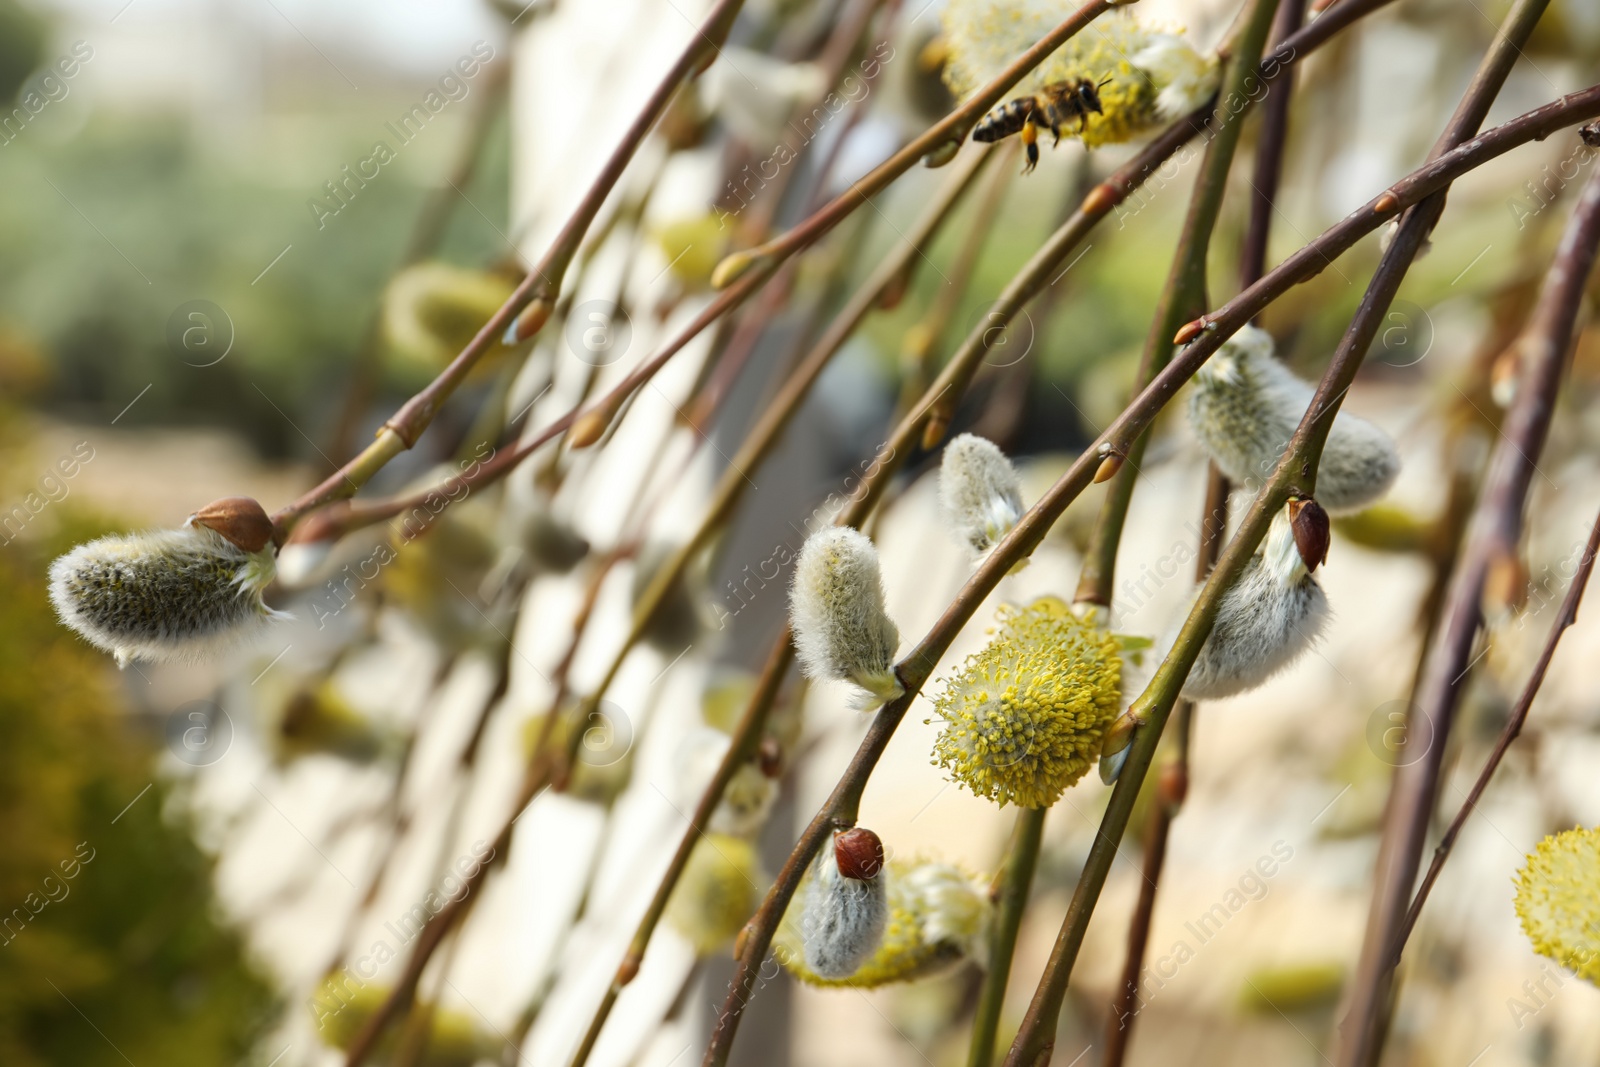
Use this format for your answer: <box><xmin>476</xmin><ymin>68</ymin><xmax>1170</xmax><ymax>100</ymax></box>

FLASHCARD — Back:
<box><xmin>3</xmin><ymin>0</ymin><xmax>1600</xmax><ymax>1065</ymax></box>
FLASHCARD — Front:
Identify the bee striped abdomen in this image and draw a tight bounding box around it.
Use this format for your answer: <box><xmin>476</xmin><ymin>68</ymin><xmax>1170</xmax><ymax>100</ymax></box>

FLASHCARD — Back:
<box><xmin>972</xmin><ymin>97</ymin><xmax>1035</xmax><ymax>143</ymax></box>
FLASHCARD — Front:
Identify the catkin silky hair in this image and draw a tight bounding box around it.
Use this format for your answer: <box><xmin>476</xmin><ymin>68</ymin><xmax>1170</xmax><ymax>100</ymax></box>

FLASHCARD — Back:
<box><xmin>939</xmin><ymin>433</ymin><xmax>1024</xmax><ymax>555</ymax></box>
<box><xmin>800</xmin><ymin>828</ymin><xmax>889</xmax><ymax>980</ymax></box>
<box><xmin>48</xmin><ymin>497</ymin><xmax>288</xmax><ymax>668</ymax></box>
<box><xmin>789</xmin><ymin>526</ymin><xmax>902</xmax><ymax>709</ymax></box>
<box><xmin>1189</xmin><ymin>325</ymin><xmax>1400</xmax><ymax>512</ymax></box>
<box><xmin>1181</xmin><ymin>499</ymin><xmax>1331</xmax><ymax>701</ymax></box>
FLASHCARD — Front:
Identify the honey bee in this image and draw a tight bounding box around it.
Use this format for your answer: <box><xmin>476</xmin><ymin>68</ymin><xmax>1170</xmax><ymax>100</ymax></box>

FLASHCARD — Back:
<box><xmin>972</xmin><ymin>77</ymin><xmax>1111</xmax><ymax>172</ymax></box>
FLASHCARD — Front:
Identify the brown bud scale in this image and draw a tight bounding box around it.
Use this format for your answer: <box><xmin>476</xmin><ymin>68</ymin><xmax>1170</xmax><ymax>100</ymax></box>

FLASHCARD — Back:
<box><xmin>1288</xmin><ymin>497</ymin><xmax>1331</xmax><ymax>572</ymax></box>
<box><xmin>190</xmin><ymin>497</ymin><xmax>275</xmax><ymax>553</ymax></box>
<box><xmin>1173</xmin><ymin>318</ymin><xmax>1207</xmax><ymax>345</ymax></box>
<box><xmin>834</xmin><ymin>827</ymin><xmax>884</xmax><ymax>881</ymax></box>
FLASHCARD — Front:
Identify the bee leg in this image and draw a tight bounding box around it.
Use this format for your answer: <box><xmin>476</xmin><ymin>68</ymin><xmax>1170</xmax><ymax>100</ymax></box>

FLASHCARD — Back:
<box><xmin>1051</xmin><ymin>123</ymin><xmax>1061</xmax><ymax>147</ymax></box>
<box><xmin>1020</xmin><ymin>120</ymin><xmax>1039</xmax><ymax>173</ymax></box>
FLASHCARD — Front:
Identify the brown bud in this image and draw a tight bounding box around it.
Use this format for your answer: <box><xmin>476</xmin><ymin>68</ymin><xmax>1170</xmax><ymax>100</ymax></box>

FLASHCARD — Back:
<box><xmin>1158</xmin><ymin>760</ymin><xmax>1188</xmax><ymax>813</ymax></box>
<box><xmin>615</xmin><ymin>954</ymin><xmax>641</xmax><ymax>987</ymax></box>
<box><xmin>1288</xmin><ymin>497</ymin><xmax>1330</xmax><ymax>572</ymax></box>
<box><xmin>833</xmin><ymin>827</ymin><xmax>884</xmax><ymax>881</ymax></box>
<box><xmin>1483</xmin><ymin>551</ymin><xmax>1529</xmax><ymax>616</ymax></box>
<box><xmin>190</xmin><ymin>497</ymin><xmax>275</xmax><ymax>553</ymax></box>
<box><xmin>1173</xmin><ymin>318</ymin><xmax>1208</xmax><ymax>345</ymax></box>
<box><xmin>569</xmin><ymin>406</ymin><xmax>614</xmax><ymax>449</ymax></box>
<box><xmin>511</xmin><ymin>297</ymin><xmax>552</xmax><ymax>343</ymax></box>
<box><xmin>1581</xmin><ymin>121</ymin><xmax>1600</xmax><ymax>149</ymax></box>
<box><xmin>1102</xmin><ymin>710</ymin><xmax>1139</xmax><ymax>761</ymax></box>
<box><xmin>1081</xmin><ymin>181</ymin><xmax>1119</xmax><ymax>217</ymax></box>
<box><xmin>1309</xmin><ymin>0</ymin><xmax>1339</xmax><ymax>12</ymax></box>
<box><xmin>920</xmin><ymin>408</ymin><xmax>951</xmax><ymax>451</ymax></box>
<box><xmin>1373</xmin><ymin>191</ymin><xmax>1400</xmax><ymax>214</ymax></box>
<box><xmin>878</xmin><ymin>265</ymin><xmax>914</xmax><ymax>310</ymax></box>
<box><xmin>1093</xmin><ymin>449</ymin><xmax>1124</xmax><ymax>484</ymax></box>
<box><xmin>756</xmin><ymin>737</ymin><xmax>783</xmax><ymax>779</ymax></box>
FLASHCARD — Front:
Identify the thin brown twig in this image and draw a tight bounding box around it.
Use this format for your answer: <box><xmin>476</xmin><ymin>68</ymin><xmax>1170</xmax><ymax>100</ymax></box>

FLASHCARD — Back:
<box><xmin>701</xmin><ymin>83</ymin><xmax>1600</xmax><ymax>1067</ymax></box>
<box><xmin>271</xmin><ymin>0</ymin><xmax>749</xmax><ymax>537</ymax></box>
<box><xmin>1073</xmin><ymin>0</ymin><xmax>1280</xmax><ymax>610</ymax></box>
<box><xmin>710</xmin><ymin>0</ymin><xmax>1120</xmax><ymax>290</ymax></box>
<box><xmin>289</xmin><ymin>0</ymin><xmax>1401</xmax><ymax>549</ymax></box>
<box><xmin>1100</xmin><ymin>0</ymin><xmax>1303</xmax><ymax>1051</ymax></box>
<box><xmin>1325</xmin><ymin>0</ymin><xmax>1560</xmax><ymax>1057</ymax></box>
<box><xmin>326</xmin><ymin>60</ymin><xmax>514</xmax><ymax>462</ymax></box>
<box><xmin>1339</xmin><ymin>117</ymin><xmax>1600</xmax><ymax>1067</ymax></box>
<box><xmin>1013</xmin><ymin>6</ymin><xmax>1564</xmax><ymax>1052</ymax></box>
<box><xmin>1394</xmin><ymin>500</ymin><xmax>1600</xmax><ymax>958</ymax></box>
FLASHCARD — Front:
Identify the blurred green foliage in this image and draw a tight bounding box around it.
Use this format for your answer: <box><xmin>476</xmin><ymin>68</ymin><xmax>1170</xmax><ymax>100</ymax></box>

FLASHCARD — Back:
<box><xmin>0</xmin><ymin>89</ymin><xmax>510</xmax><ymax>458</ymax></box>
<box><xmin>0</xmin><ymin>494</ymin><xmax>277</xmax><ymax>1064</ymax></box>
<box><xmin>0</xmin><ymin>0</ymin><xmax>46</xmax><ymax>105</ymax></box>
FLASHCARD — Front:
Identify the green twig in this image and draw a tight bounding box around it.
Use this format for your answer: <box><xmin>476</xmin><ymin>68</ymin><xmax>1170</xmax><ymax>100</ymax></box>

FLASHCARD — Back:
<box><xmin>967</xmin><ymin>806</ymin><xmax>1046</xmax><ymax>1067</ymax></box>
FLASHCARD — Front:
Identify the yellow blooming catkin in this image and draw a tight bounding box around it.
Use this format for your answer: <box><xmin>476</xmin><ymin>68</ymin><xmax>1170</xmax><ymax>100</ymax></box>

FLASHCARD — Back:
<box><xmin>775</xmin><ymin>857</ymin><xmax>992</xmax><ymax>988</ymax></box>
<box><xmin>929</xmin><ymin>596</ymin><xmax>1122</xmax><ymax>808</ymax></box>
<box><xmin>942</xmin><ymin>1</ymin><xmax>1217</xmax><ymax>149</ymax></box>
<box><xmin>666</xmin><ymin>833</ymin><xmax>763</xmax><ymax>955</ymax></box>
<box><xmin>1515</xmin><ymin>826</ymin><xmax>1600</xmax><ymax>985</ymax></box>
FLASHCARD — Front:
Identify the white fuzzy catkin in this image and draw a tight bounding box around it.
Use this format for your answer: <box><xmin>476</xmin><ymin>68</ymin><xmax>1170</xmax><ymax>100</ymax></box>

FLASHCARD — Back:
<box><xmin>49</xmin><ymin>525</ymin><xmax>286</xmax><ymax>668</ymax></box>
<box><xmin>1130</xmin><ymin>33</ymin><xmax>1219</xmax><ymax>119</ymax></box>
<box><xmin>801</xmin><ymin>839</ymin><xmax>889</xmax><ymax>980</ymax></box>
<box><xmin>1189</xmin><ymin>325</ymin><xmax>1400</xmax><ymax>512</ymax></box>
<box><xmin>790</xmin><ymin>527</ymin><xmax>903</xmax><ymax>708</ymax></box>
<box><xmin>939</xmin><ymin>434</ymin><xmax>1024</xmax><ymax>554</ymax></box>
<box><xmin>1181</xmin><ymin>506</ymin><xmax>1330</xmax><ymax>700</ymax></box>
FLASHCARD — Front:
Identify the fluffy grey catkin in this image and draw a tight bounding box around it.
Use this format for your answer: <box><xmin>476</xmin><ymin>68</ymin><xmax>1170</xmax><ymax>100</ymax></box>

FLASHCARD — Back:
<box><xmin>1181</xmin><ymin>502</ymin><xmax>1331</xmax><ymax>701</ymax></box>
<box><xmin>50</xmin><ymin>524</ymin><xmax>286</xmax><ymax>668</ymax></box>
<box><xmin>1189</xmin><ymin>325</ymin><xmax>1399</xmax><ymax>513</ymax></box>
<box><xmin>801</xmin><ymin>832</ymin><xmax>889</xmax><ymax>979</ymax></box>
<box><xmin>789</xmin><ymin>526</ymin><xmax>902</xmax><ymax>709</ymax></box>
<box><xmin>938</xmin><ymin>433</ymin><xmax>1024</xmax><ymax>554</ymax></box>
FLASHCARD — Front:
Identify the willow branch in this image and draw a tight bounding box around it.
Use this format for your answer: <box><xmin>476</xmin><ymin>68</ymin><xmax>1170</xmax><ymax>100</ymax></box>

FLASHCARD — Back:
<box><xmin>1101</xmin><ymin>1</ymin><xmax>1301</xmax><ymax>1054</ymax></box>
<box><xmin>270</xmin><ymin>0</ymin><xmax>747</xmax><ymax>537</ymax></box>
<box><xmin>327</xmin><ymin>60</ymin><xmax>514</xmax><ymax>462</ymax></box>
<box><xmin>1394</xmin><ymin>502</ymin><xmax>1600</xmax><ymax>958</ymax></box>
<box><xmin>967</xmin><ymin>806</ymin><xmax>1047</xmax><ymax>1067</ymax></box>
<box><xmin>290</xmin><ymin>0</ymin><xmax>1400</xmax><ymax>550</ymax></box>
<box><xmin>554</xmin><ymin>144</ymin><xmax>997</xmax><ymax>1067</ymax></box>
<box><xmin>1014</xmin><ymin>24</ymin><xmax>1563</xmax><ymax>1067</ymax></box>
<box><xmin>1341</xmin><ymin>135</ymin><xmax>1598</xmax><ymax>1067</ymax></box>
<box><xmin>1075</xmin><ymin>0</ymin><xmax>1280</xmax><ymax>609</ymax></box>
<box><xmin>1328</xmin><ymin>0</ymin><xmax>1558</xmax><ymax>1057</ymax></box>
<box><xmin>919</xmin><ymin>0</ymin><xmax>1393</xmax><ymax>443</ymax></box>
<box><xmin>710</xmin><ymin>0</ymin><xmax>1119</xmax><ymax>290</ymax></box>
<box><xmin>702</xmin><ymin>84</ymin><xmax>1600</xmax><ymax>1067</ymax></box>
